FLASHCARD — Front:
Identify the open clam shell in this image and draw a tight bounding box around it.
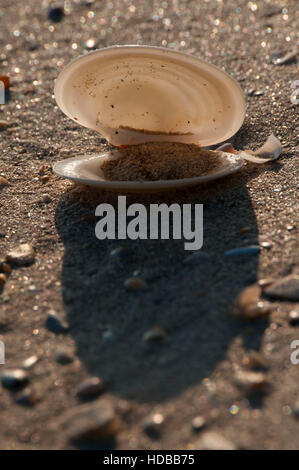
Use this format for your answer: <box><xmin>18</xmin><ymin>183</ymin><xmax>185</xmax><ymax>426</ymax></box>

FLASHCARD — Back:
<box><xmin>53</xmin><ymin>150</ymin><xmax>243</xmax><ymax>193</ymax></box>
<box><xmin>54</xmin><ymin>45</ymin><xmax>246</xmax><ymax>147</ymax></box>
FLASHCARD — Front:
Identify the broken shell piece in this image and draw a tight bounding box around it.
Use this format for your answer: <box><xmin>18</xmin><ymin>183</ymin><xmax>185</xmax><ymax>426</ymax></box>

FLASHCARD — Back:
<box><xmin>54</xmin><ymin>45</ymin><xmax>246</xmax><ymax>147</ymax></box>
<box><xmin>239</xmin><ymin>134</ymin><xmax>282</xmax><ymax>164</ymax></box>
<box><xmin>216</xmin><ymin>142</ymin><xmax>238</xmax><ymax>154</ymax></box>
<box><xmin>271</xmin><ymin>48</ymin><xmax>298</xmax><ymax>66</ymax></box>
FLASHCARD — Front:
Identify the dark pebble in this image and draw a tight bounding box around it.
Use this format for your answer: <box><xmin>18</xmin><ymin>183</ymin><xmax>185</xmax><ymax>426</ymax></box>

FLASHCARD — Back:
<box><xmin>48</xmin><ymin>6</ymin><xmax>65</xmax><ymax>23</ymax></box>
<box><xmin>45</xmin><ymin>310</ymin><xmax>70</xmax><ymax>334</ymax></box>
<box><xmin>55</xmin><ymin>347</ymin><xmax>74</xmax><ymax>364</ymax></box>
<box><xmin>76</xmin><ymin>377</ymin><xmax>104</xmax><ymax>399</ymax></box>
<box><xmin>289</xmin><ymin>310</ymin><xmax>299</xmax><ymax>327</ymax></box>
<box><xmin>225</xmin><ymin>246</ymin><xmax>260</xmax><ymax>256</ymax></box>
<box><xmin>54</xmin><ymin>400</ymin><xmax>117</xmax><ymax>445</ymax></box>
<box><xmin>142</xmin><ymin>413</ymin><xmax>164</xmax><ymax>439</ymax></box>
<box><xmin>264</xmin><ymin>274</ymin><xmax>299</xmax><ymax>301</ymax></box>
<box><xmin>1</xmin><ymin>369</ymin><xmax>29</xmax><ymax>389</ymax></box>
<box><xmin>110</xmin><ymin>246</ymin><xmax>131</xmax><ymax>262</ymax></box>
<box><xmin>292</xmin><ymin>402</ymin><xmax>299</xmax><ymax>419</ymax></box>
<box><xmin>14</xmin><ymin>387</ymin><xmax>39</xmax><ymax>406</ymax></box>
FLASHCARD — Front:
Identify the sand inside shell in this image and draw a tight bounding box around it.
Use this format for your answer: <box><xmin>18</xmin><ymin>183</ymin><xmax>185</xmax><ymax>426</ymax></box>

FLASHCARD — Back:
<box><xmin>101</xmin><ymin>142</ymin><xmax>223</xmax><ymax>181</ymax></box>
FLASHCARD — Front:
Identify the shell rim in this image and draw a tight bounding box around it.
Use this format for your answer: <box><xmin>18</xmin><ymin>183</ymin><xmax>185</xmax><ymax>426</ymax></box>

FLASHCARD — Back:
<box><xmin>54</xmin><ymin>44</ymin><xmax>247</xmax><ymax>146</ymax></box>
<box><xmin>53</xmin><ymin>151</ymin><xmax>244</xmax><ymax>191</ymax></box>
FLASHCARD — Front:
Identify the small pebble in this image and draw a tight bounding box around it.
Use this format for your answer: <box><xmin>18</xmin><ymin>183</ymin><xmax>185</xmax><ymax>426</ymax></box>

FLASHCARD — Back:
<box><xmin>258</xmin><ymin>278</ymin><xmax>275</xmax><ymax>288</ymax></box>
<box><xmin>0</xmin><ymin>273</ymin><xmax>6</xmax><ymax>285</ymax></box>
<box><xmin>54</xmin><ymin>400</ymin><xmax>117</xmax><ymax>445</ymax></box>
<box><xmin>292</xmin><ymin>401</ymin><xmax>299</xmax><ymax>419</ymax></box>
<box><xmin>225</xmin><ymin>245</ymin><xmax>260</xmax><ymax>256</ymax></box>
<box><xmin>195</xmin><ymin>431</ymin><xmax>236</xmax><ymax>450</ymax></box>
<box><xmin>1</xmin><ymin>262</ymin><xmax>11</xmax><ymax>274</ymax></box>
<box><xmin>289</xmin><ymin>310</ymin><xmax>299</xmax><ymax>327</ymax></box>
<box><xmin>246</xmin><ymin>88</ymin><xmax>255</xmax><ymax>96</ymax></box>
<box><xmin>76</xmin><ymin>377</ymin><xmax>104</xmax><ymax>399</ymax></box>
<box><xmin>235</xmin><ymin>284</ymin><xmax>271</xmax><ymax>319</ymax></box>
<box><xmin>242</xmin><ymin>351</ymin><xmax>268</xmax><ymax>370</ymax></box>
<box><xmin>1</xmin><ymin>369</ymin><xmax>29</xmax><ymax>389</ymax></box>
<box><xmin>40</xmin><ymin>175</ymin><xmax>50</xmax><ymax>183</ymax></box>
<box><xmin>110</xmin><ymin>246</ymin><xmax>131</xmax><ymax>262</ymax></box>
<box><xmin>45</xmin><ymin>310</ymin><xmax>70</xmax><ymax>334</ymax></box>
<box><xmin>55</xmin><ymin>347</ymin><xmax>74</xmax><ymax>365</ymax></box>
<box><xmin>6</xmin><ymin>243</ymin><xmax>35</xmax><ymax>266</ymax></box>
<box><xmin>0</xmin><ymin>175</ymin><xmax>8</xmax><ymax>185</ymax></box>
<box><xmin>143</xmin><ymin>413</ymin><xmax>164</xmax><ymax>438</ymax></box>
<box><xmin>39</xmin><ymin>193</ymin><xmax>52</xmax><ymax>204</ymax></box>
<box><xmin>264</xmin><ymin>274</ymin><xmax>299</xmax><ymax>302</ymax></box>
<box><xmin>22</xmin><ymin>355</ymin><xmax>39</xmax><ymax>370</ymax></box>
<box><xmin>0</xmin><ymin>121</ymin><xmax>10</xmax><ymax>131</ymax></box>
<box><xmin>102</xmin><ymin>329</ymin><xmax>115</xmax><ymax>342</ymax></box>
<box><xmin>261</xmin><ymin>241</ymin><xmax>272</xmax><ymax>249</ymax></box>
<box><xmin>48</xmin><ymin>6</ymin><xmax>65</xmax><ymax>23</ymax></box>
<box><xmin>143</xmin><ymin>326</ymin><xmax>165</xmax><ymax>342</ymax></box>
<box><xmin>124</xmin><ymin>277</ymin><xmax>147</xmax><ymax>291</ymax></box>
<box><xmin>239</xmin><ymin>226</ymin><xmax>251</xmax><ymax>234</ymax></box>
<box><xmin>85</xmin><ymin>38</ymin><xmax>96</xmax><ymax>49</ymax></box>
<box><xmin>14</xmin><ymin>387</ymin><xmax>39</xmax><ymax>406</ymax></box>
<box><xmin>233</xmin><ymin>370</ymin><xmax>270</xmax><ymax>396</ymax></box>
<box><xmin>191</xmin><ymin>415</ymin><xmax>206</xmax><ymax>432</ymax></box>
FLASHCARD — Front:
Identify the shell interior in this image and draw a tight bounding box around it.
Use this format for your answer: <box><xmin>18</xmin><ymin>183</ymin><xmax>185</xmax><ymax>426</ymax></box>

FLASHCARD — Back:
<box><xmin>54</xmin><ymin>46</ymin><xmax>246</xmax><ymax>146</ymax></box>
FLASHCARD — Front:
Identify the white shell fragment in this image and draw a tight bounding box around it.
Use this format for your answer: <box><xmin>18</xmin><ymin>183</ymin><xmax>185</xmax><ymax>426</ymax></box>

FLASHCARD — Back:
<box><xmin>53</xmin><ymin>150</ymin><xmax>243</xmax><ymax>192</ymax></box>
<box><xmin>239</xmin><ymin>134</ymin><xmax>282</xmax><ymax>164</ymax></box>
<box><xmin>54</xmin><ymin>45</ymin><xmax>246</xmax><ymax>147</ymax></box>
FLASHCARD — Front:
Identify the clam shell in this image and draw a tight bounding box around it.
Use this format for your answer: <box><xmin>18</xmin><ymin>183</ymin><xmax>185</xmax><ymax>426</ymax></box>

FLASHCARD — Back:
<box><xmin>54</xmin><ymin>45</ymin><xmax>246</xmax><ymax>147</ymax></box>
<box><xmin>53</xmin><ymin>150</ymin><xmax>243</xmax><ymax>193</ymax></box>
